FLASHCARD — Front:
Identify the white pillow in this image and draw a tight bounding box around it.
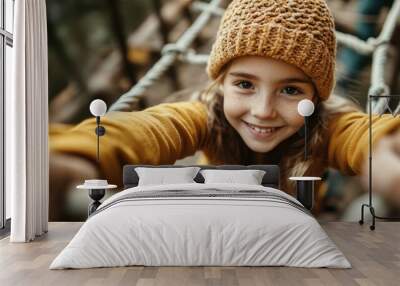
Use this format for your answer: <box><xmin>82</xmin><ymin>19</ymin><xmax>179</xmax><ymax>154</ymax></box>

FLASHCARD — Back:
<box><xmin>200</xmin><ymin>169</ymin><xmax>266</xmax><ymax>185</ymax></box>
<box><xmin>135</xmin><ymin>167</ymin><xmax>201</xmax><ymax>186</ymax></box>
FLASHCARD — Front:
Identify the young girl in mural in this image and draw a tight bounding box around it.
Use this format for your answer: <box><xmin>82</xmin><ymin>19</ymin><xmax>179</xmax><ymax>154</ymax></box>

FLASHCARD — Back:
<box><xmin>50</xmin><ymin>0</ymin><xmax>400</xmax><ymax>220</ymax></box>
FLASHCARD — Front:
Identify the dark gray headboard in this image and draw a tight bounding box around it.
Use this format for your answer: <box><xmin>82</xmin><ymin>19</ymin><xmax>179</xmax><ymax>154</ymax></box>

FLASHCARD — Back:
<box><xmin>123</xmin><ymin>164</ymin><xmax>280</xmax><ymax>189</ymax></box>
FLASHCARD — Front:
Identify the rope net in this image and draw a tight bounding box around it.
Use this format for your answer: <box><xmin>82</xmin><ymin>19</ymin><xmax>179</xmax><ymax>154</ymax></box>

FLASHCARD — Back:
<box><xmin>109</xmin><ymin>0</ymin><xmax>400</xmax><ymax>117</ymax></box>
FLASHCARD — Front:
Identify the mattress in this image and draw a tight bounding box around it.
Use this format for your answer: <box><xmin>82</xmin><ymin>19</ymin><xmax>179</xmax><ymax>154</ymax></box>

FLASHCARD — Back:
<box><xmin>50</xmin><ymin>183</ymin><xmax>351</xmax><ymax>269</ymax></box>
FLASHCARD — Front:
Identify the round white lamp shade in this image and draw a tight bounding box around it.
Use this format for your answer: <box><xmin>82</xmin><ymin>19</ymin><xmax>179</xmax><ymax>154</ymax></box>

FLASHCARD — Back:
<box><xmin>297</xmin><ymin>99</ymin><xmax>315</xmax><ymax>117</ymax></box>
<box><xmin>90</xmin><ymin>99</ymin><xmax>107</xmax><ymax>117</ymax></box>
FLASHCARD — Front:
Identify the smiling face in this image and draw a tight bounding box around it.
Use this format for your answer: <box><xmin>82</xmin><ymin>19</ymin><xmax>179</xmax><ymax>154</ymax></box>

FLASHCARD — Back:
<box><xmin>222</xmin><ymin>56</ymin><xmax>317</xmax><ymax>153</ymax></box>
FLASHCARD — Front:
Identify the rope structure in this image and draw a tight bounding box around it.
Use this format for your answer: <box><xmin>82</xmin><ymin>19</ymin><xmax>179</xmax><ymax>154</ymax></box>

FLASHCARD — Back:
<box><xmin>109</xmin><ymin>0</ymin><xmax>400</xmax><ymax>115</ymax></box>
<box><xmin>109</xmin><ymin>0</ymin><xmax>222</xmax><ymax>112</ymax></box>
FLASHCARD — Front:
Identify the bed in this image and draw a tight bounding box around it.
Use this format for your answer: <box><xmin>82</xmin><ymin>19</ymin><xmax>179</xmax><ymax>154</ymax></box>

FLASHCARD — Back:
<box><xmin>50</xmin><ymin>164</ymin><xmax>351</xmax><ymax>269</ymax></box>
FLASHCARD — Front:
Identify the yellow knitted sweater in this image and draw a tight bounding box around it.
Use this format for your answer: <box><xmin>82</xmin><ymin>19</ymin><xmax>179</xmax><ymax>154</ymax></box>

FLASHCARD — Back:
<box><xmin>50</xmin><ymin>100</ymin><xmax>400</xmax><ymax>195</ymax></box>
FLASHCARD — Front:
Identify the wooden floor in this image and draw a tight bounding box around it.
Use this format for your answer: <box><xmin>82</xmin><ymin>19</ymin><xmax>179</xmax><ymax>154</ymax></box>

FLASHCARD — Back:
<box><xmin>0</xmin><ymin>222</ymin><xmax>399</xmax><ymax>286</ymax></box>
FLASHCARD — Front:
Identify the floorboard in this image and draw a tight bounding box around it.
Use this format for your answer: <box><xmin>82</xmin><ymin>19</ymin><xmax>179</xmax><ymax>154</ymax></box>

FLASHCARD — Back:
<box><xmin>0</xmin><ymin>222</ymin><xmax>399</xmax><ymax>286</ymax></box>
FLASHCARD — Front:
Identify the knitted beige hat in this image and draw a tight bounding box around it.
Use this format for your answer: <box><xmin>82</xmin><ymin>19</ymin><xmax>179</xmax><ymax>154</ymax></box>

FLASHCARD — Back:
<box><xmin>206</xmin><ymin>0</ymin><xmax>336</xmax><ymax>101</ymax></box>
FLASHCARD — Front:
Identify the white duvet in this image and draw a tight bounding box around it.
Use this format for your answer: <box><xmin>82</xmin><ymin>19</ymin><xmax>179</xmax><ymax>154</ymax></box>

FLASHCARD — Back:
<box><xmin>50</xmin><ymin>183</ymin><xmax>351</xmax><ymax>269</ymax></box>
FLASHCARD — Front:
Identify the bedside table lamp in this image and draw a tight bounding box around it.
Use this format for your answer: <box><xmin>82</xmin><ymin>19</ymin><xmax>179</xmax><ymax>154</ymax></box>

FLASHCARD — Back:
<box><xmin>77</xmin><ymin>99</ymin><xmax>114</xmax><ymax>217</ymax></box>
<box><xmin>89</xmin><ymin>99</ymin><xmax>107</xmax><ymax>163</ymax></box>
<box><xmin>297</xmin><ymin>99</ymin><xmax>315</xmax><ymax>160</ymax></box>
<box><xmin>290</xmin><ymin>99</ymin><xmax>320</xmax><ymax>210</ymax></box>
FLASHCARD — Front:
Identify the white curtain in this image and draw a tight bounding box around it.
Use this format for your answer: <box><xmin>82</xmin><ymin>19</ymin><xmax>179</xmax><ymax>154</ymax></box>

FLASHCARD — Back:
<box><xmin>8</xmin><ymin>0</ymin><xmax>49</xmax><ymax>242</ymax></box>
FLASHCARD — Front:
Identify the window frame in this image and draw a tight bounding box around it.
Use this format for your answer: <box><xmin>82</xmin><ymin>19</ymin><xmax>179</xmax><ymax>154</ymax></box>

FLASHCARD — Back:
<box><xmin>0</xmin><ymin>0</ymin><xmax>14</xmax><ymax>235</ymax></box>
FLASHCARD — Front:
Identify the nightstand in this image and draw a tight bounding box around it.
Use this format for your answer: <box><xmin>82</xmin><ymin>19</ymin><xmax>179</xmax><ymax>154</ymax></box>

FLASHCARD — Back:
<box><xmin>77</xmin><ymin>183</ymin><xmax>117</xmax><ymax>216</ymax></box>
<box><xmin>289</xmin><ymin>177</ymin><xmax>321</xmax><ymax>210</ymax></box>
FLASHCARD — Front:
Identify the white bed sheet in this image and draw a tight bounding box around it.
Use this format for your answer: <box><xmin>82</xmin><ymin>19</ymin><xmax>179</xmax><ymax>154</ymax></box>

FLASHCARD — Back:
<box><xmin>50</xmin><ymin>183</ymin><xmax>351</xmax><ymax>269</ymax></box>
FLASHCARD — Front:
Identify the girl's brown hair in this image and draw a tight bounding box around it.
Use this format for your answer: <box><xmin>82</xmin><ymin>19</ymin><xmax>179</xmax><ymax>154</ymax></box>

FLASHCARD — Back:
<box><xmin>194</xmin><ymin>66</ymin><xmax>362</xmax><ymax>196</ymax></box>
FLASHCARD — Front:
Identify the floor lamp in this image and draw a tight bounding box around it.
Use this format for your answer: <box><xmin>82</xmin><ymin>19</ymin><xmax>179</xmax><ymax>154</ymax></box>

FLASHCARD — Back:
<box><xmin>359</xmin><ymin>94</ymin><xmax>400</xmax><ymax>230</ymax></box>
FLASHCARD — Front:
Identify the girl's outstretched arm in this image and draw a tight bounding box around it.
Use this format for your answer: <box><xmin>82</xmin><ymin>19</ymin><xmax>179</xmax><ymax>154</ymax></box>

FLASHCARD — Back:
<box><xmin>49</xmin><ymin>100</ymin><xmax>210</xmax><ymax>220</ymax></box>
<box><xmin>327</xmin><ymin>111</ymin><xmax>400</xmax><ymax>203</ymax></box>
<box><xmin>327</xmin><ymin>111</ymin><xmax>400</xmax><ymax>175</ymax></box>
<box><xmin>359</xmin><ymin>128</ymin><xmax>400</xmax><ymax>206</ymax></box>
<box><xmin>50</xmin><ymin>100</ymin><xmax>210</xmax><ymax>185</ymax></box>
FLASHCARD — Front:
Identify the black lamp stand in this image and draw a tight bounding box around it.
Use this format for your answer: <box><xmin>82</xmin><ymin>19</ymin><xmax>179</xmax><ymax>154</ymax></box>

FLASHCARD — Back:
<box><xmin>304</xmin><ymin>116</ymin><xmax>309</xmax><ymax>161</ymax></box>
<box><xmin>295</xmin><ymin>179</ymin><xmax>315</xmax><ymax>210</ymax></box>
<box><xmin>359</xmin><ymin>94</ymin><xmax>400</xmax><ymax>230</ymax></box>
<box><xmin>88</xmin><ymin>189</ymin><xmax>106</xmax><ymax>216</ymax></box>
<box><xmin>87</xmin><ymin>116</ymin><xmax>106</xmax><ymax>216</ymax></box>
<box><xmin>95</xmin><ymin>116</ymin><xmax>106</xmax><ymax>162</ymax></box>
